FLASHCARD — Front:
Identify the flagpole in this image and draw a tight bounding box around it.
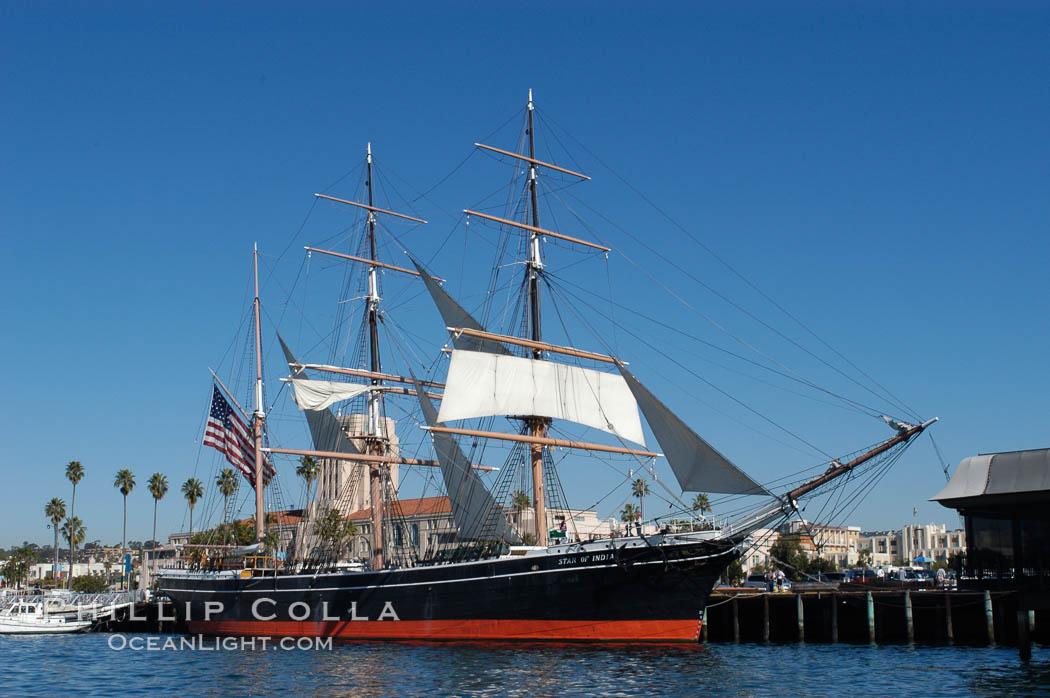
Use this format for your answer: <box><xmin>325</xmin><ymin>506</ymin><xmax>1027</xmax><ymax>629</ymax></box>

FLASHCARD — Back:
<box><xmin>252</xmin><ymin>243</ymin><xmax>266</xmax><ymax>543</ymax></box>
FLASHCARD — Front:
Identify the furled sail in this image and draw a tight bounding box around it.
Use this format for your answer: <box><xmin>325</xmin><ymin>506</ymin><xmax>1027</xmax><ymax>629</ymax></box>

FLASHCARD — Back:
<box><xmin>410</xmin><ymin>259</ymin><xmax>510</xmax><ymax>355</ymax></box>
<box><xmin>278</xmin><ymin>335</ymin><xmax>364</xmax><ymax>457</ymax></box>
<box><xmin>290</xmin><ymin>379</ymin><xmax>374</xmax><ymax>411</ymax></box>
<box><xmin>438</xmin><ymin>350</ymin><xmax>647</xmax><ymax>446</ymax></box>
<box><xmin>616</xmin><ymin>365</ymin><xmax>769</xmax><ymax>495</ymax></box>
<box><xmin>411</xmin><ymin>371</ymin><xmax>520</xmax><ymax>544</ymax></box>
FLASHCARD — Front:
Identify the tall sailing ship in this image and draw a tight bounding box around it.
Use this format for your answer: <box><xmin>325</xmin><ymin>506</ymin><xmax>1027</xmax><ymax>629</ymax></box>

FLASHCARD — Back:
<box><xmin>158</xmin><ymin>92</ymin><xmax>936</xmax><ymax>641</ymax></box>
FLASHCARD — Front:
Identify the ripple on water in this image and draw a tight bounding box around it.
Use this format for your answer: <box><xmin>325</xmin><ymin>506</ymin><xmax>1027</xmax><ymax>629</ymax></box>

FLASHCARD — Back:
<box><xmin>0</xmin><ymin>635</ymin><xmax>1046</xmax><ymax>697</ymax></box>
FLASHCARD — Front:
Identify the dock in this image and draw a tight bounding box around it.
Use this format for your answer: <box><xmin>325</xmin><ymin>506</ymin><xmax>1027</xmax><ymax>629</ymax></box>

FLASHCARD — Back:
<box><xmin>702</xmin><ymin>587</ymin><xmax>1043</xmax><ymax>647</ymax></box>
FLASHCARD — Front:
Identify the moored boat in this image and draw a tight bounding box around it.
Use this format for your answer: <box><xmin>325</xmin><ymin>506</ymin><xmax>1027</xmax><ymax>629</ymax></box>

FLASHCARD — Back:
<box><xmin>0</xmin><ymin>601</ymin><xmax>93</xmax><ymax>634</ymax></box>
<box><xmin>158</xmin><ymin>92</ymin><xmax>935</xmax><ymax>642</ymax></box>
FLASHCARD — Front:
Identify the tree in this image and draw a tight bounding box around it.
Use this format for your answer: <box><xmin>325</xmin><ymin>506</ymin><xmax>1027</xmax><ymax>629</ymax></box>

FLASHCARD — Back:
<box><xmin>631</xmin><ymin>478</ymin><xmax>650</xmax><ymax>526</ymax></box>
<box><xmin>71</xmin><ymin>575</ymin><xmax>108</xmax><ymax>593</ymax></box>
<box><xmin>181</xmin><ymin>478</ymin><xmax>204</xmax><ymax>534</ymax></box>
<box><xmin>44</xmin><ymin>498</ymin><xmax>66</xmax><ymax>585</ymax></box>
<box><xmin>296</xmin><ymin>456</ymin><xmax>320</xmax><ymax>505</ymax></box>
<box><xmin>1</xmin><ymin>544</ymin><xmax>36</xmax><ymax>589</ymax></box>
<box><xmin>620</xmin><ymin>502</ymin><xmax>639</xmax><ymax>526</ymax></box>
<box><xmin>216</xmin><ymin>468</ymin><xmax>239</xmax><ymax>522</ymax></box>
<box><xmin>509</xmin><ymin>489</ymin><xmax>531</xmax><ymax>534</ymax></box>
<box><xmin>803</xmin><ymin>556</ymin><xmax>839</xmax><ymax>576</ymax></box>
<box><xmin>313</xmin><ymin>508</ymin><xmax>357</xmax><ymax>559</ymax></box>
<box><xmin>114</xmin><ymin>469</ymin><xmax>136</xmax><ymax>591</ymax></box>
<box><xmin>64</xmin><ymin>460</ymin><xmax>84</xmax><ymax>589</ymax></box>
<box><xmin>147</xmin><ymin>473</ymin><xmax>169</xmax><ymax>550</ymax></box>
<box><xmin>724</xmin><ymin>558</ymin><xmax>745</xmax><ymax>586</ymax></box>
<box><xmin>510</xmin><ymin>489</ymin><xmax>531</xmax><ymax>512</ymax></box>
<box><xmin>691</xmin><ymin>493</ymin><xmax>712</xmax><ymax>515</ymax></box>
<box><xmin>856</xmin><ymin>549</ymin><xmax>873</xmax><ymax>568</ymax></box>
<box><xmin>60</xmin><ymin>517</ymin><xmax>86</xmax><ymax>581</ymax></box>
<box><xmin>769</xmin><ymin>535</ymin><xmax>807</xmax><ymax>580</ymax></box>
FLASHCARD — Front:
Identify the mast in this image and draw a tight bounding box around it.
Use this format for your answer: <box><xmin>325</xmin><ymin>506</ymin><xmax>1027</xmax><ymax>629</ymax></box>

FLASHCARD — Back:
<box><xmin>365</xmin><ymin>142</ymin><xmax>385</xmax><ymax>570</ymax></box>
<box><xmin>252</xmin><ymin>243</ymin><xmax>266</xmax><ymax>542</ymax></box>
<box><xmin>523</xmin><ymin>89</ymin><xmax>549</xmax><ymax>546</ymax></box>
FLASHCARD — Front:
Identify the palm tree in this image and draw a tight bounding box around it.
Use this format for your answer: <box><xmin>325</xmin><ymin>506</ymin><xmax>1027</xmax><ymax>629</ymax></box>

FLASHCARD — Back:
<box><xmin>60</xmin><ymin>517</ymin><xmax>86</xmax><ymax>584</ymax></box>
<box><xmin>296</xmin><ymin>456</ymin><xmax>320</xmax><ymax>506</ymax></box>
<box><xmin>147</xmin><ymin>473</ymin><xmax>169</xmax><ymax>550</ymax></box>
<box><xmin>64</xmin><ymin>460</ymin><xmax>84</xmax><ymax>589</ymax></box>
<box><xmin>44</xmin><ymin>498</ymin><xmax>66</xmax><ymax>584</ymax></box>
<box><xmin>508</xmin><ymin>487</ymin><xmax>529</xmax><ymax>531</ymax></box>
<box><xmin>619</xmin><ymin>503</ymin><xmax>639</xmax><ymax>534</ymax></box>
<box><xmin>216</xmin><ymin>468</ymin><xmax>239</xmax><ymax>522</ymax></box>
<box><xmin>182</xmin><ymin>478</ymin><xmax>204</xmax><ymax>534</ymax></box>
<box><xmin>691</xmin><ymin>493</ymin><xmax>711</xmax><ymax>515</ymax></box>
<box><xmin>510</xmin><ymin>489</ymin><xmax>531</xmax><ymax>512</ymax></box>
<box><xmin>114</xmin><ymin>469</ymin><xmax>136</xmax><ymax>591</ymax></box>
<box><xmin>631</xmin><ymin>478</ymin><xmax>650</xmax><ymax>528</ymax></box>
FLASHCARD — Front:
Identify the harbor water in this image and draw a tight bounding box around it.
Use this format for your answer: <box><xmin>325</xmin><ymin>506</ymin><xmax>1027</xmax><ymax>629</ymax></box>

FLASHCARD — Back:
<box><xmin>1</xmin><ymin>634</ymin><xmax>1047</xmax><ymax>696</ymax></box>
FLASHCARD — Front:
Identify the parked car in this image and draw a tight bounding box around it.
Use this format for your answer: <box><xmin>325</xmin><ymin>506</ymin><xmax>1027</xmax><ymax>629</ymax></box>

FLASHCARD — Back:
<box><xmin>744</xmin><ymin>574</ymin><xmax>768</xmax><ymax>589</ymax></box>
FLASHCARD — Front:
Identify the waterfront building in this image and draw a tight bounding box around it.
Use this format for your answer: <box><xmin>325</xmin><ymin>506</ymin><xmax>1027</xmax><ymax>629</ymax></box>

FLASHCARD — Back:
<box><xmin>933</xmin><ymin>447</ymin><xmax>1050</xmax><ymax>591</ymax></box>
<box><xmin>932</xmin><ymin>446</ymin><xmax>1050</xmax><ymax>658</ymax></box>
<box><xmin>28</xmin><ymin>561</ymin><xmax>110</xmax><ymax>582</ymax></box>
<box><xmin>779</xmin><ymin>520</ymin><xmax>861</xmax><ymax>567</ymax></box>
<box><xmin>346</xmin><ymin>497</ymin><xmax>621</xmax><ymax>562</ymax></box>
<box><xmin>858</xmin><ymin>530</ymin><xmax>899</xmax><ymax>567</ymax></box>
<box><xmin>740</xmin><ymin>528</ymin><xmax>780</xmax><ymax>575</ymax></box>
<box><xmin>899</xmin><ymin>523</ymin><xmax>966</xmax><ymax>566</ymax></box>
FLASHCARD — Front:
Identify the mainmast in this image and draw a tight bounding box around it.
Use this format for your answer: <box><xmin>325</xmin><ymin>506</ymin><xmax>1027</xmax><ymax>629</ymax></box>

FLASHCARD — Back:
<box><xmin>523</xmin><ymin>89</ymin><xmax>550</xmax><ymax>546</ymax></box>
<box><xmin>307</xmin><ymin>148</ymin><xmax>429</xmax><ymax>570</ymax></box>
<box><xmin>365</xmin><ymin>142</ymin><xmax>386</xmax><ymax>570</ymax></box>
<box><xmin>252</xmin><ymin>243</ymin><xmax>266</xmax><ymax>542</ymax></box>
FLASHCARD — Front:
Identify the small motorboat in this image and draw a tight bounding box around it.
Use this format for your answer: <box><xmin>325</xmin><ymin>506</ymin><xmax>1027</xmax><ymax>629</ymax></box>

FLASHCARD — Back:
<box><xmin>0</xmin><ymin>601</ymin><xmax>93</xmax><ymax>634</ymax></box>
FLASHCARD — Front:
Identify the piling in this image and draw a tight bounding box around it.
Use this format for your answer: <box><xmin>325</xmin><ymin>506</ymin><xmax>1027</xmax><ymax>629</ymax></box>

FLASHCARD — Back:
<box><xmin>904</xmin><ymin>591</ymin><xmax>914</xmax><ymax>643</ymax></box>
<box><xmin>1018</xmin><ymin>610</ymin><xmax>1032</xmax><ymax>661</ymax></box>
<box><xmin>866</xmin><ymin>591</ymin><xmax>875</xmax><ymax>644</ymax></box>
<box><xmin>1029</xmin><ymin>609</ymin><xmax>1036</xmax><ymax>634</ymax></box>
<box><xmin>984</xmin><ymin>590</ymin><xmax>995</xmax><ymax>645</ymax></box>
<box><xmin>701</xmin><ymin>608</ymin><xmax>708</xmax><ymax>643</ymax></box>
<box><xmin>945</xmin><ymin>592</ymin><xmax>954</xmax><ymax>645</ymax></box>
<box><xmin>732</xmin><ymin>597</ymin><xmax>740</xmax><ymax>643</ymax></box>
<box><xmin>796</xmin><ymin>594</ymin><xmax>804</xmax><ymax>641</ymax></box>
<box><xmin>762</xmin><ymin>594</ymin><xmax>770</xmax><ymax>643</ymax></box>
<box><xmin>830</xmin><ymin>594</ymin><xmax>838</xmax><ymax>643</ymax></box>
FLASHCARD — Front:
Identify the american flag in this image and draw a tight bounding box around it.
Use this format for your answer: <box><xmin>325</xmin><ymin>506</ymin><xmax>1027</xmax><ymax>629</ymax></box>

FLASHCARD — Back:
<box><xmin>203</xmin><ymin>385</ymin><xmax>275</xmax><ymax>487</ymax></box>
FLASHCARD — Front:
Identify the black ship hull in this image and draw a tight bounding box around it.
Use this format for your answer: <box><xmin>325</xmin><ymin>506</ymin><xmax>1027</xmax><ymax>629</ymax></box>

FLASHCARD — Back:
<box><xmin>158</xmin><ymin>535</ymin><xmax>738</xmax><ymax>642</ymax></box>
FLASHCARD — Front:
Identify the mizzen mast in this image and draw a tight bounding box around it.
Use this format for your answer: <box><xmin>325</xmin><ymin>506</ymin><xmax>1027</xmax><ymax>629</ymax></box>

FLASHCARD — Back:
<box><xmin>252</xmin><ymin>243</ymin><xmax>267</xmax><ymax>542</ymax></box>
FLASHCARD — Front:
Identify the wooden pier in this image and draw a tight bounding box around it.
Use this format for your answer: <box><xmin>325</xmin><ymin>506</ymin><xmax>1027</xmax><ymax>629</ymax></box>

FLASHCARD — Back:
<box><xmin>703</xmin><ymin>588</ymin><xmax>1043</xmax><ymax>647</ymax></box>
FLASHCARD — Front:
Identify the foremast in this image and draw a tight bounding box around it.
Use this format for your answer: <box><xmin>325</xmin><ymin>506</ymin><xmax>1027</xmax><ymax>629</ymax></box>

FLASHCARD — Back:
<box><xmin>301</xmin><ymin>144</ymin><xmax>434</xmax><ymax>570</ymax></box>
<box><xmin>364</xmin><ymin>142</ymin><xmax>387</xmax><ymax>570</ymax></box>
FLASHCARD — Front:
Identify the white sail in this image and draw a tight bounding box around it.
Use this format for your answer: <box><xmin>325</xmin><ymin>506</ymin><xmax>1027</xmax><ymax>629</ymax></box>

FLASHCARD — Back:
<box><xmin>437</xmin><ymin>350</ymin><xmax>646</xmax><ymax>446</ymax></box>
<box><xmin>411</xmin><ymin>372</ymin><xmax>520</xmax><ymax>544</ymax></box>
<box><xmin>290</xmin><ymin>378</ymin><xmax>374</xmax><ymax>411</ymax></box>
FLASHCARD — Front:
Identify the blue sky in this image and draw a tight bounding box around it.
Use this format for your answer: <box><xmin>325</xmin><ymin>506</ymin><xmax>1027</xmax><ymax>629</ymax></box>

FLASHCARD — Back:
<box><xmin>2</xmin><ymin>3</ymin><xmax>1047</xmax><ymax>548</ymax></box>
